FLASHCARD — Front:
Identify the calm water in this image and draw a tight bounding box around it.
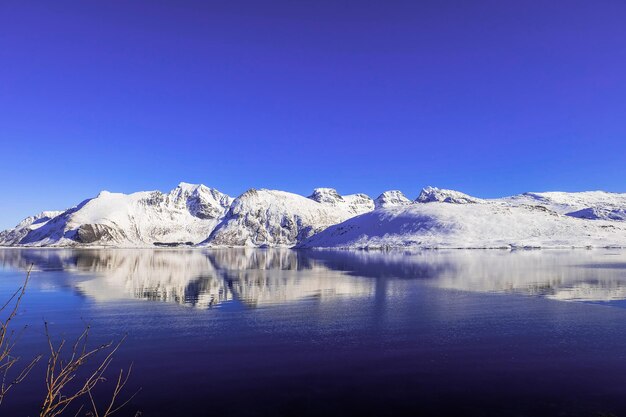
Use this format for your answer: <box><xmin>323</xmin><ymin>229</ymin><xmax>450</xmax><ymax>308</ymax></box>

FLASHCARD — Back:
<box><xmin>2</xmin><ymin>248</ymin><xmax>626</xmax><ymax>416</ymax></box>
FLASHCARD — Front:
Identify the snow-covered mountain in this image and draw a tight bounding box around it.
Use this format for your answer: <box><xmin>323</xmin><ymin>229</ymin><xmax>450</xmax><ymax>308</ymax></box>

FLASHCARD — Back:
<box><xmin>416</xmin><ymin>186</ymin><xmax>483</xmax><ymax>204</ymax></box>
<box><xmin>502</xmin><ymin>191</ymin><xmax>626</xmax><ymax>220</ymax></box>
<box><xmin>300</xmin><ymin>188</ymin><xmax>626</xmax><ymax>249</ymax></box>
<box><xmin>3</xmin><ymin>184</ymin><xmax>626</xmax><ymax>249</ymax></box>
<box><xmin>201</xmin><ymin>188</ymin><xmax>368</xmax><ymax>247</ymax></box>
<box><xmin>374</xmin><ymin>190</ymin><xmax>412</xmax><ymax>209</ymax></box>
<box><xmin>308</xmin><ymin>188</ymin><xmax>374</xmax><ymax>214</ymax></box>
<box><xmin>3</xmin><ymin>183</ymin><xmax>233</xmax><ymax>247</ymax></box>
<box><xmin>0</xmin><ymin>211</ymin><xmax>63</xmax><ymax>245</ymax></box>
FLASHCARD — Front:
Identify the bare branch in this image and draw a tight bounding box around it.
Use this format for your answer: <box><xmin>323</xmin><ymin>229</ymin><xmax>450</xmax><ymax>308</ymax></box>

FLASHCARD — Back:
<box><xmin>40</xmin><ymin>329</ymin><xmax>137</xmax><ymax>417</ymax></box>
<box><xmin>0</xmin><ymin>266</ymin><xmax>139</xmax><ymax>416</ymax></box>
<box><xmin>0</xmin><ymin>264</ymin><xmax>41</xmax><ymax>405</ymax></box>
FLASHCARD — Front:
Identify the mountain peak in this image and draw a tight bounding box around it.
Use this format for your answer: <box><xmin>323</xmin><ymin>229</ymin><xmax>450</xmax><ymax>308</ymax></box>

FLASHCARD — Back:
<box><xmin>416</xmin><ymin>186</ymin><xmax>481</xmax><ymax>204</ymax></box>
<box><xmin>374</xmin><ymin>190</ymin><xmax>412</xmax><ymax>209</ymax></box>
<box><xmin>308</xmin><ymin>188</ymin><xmax>344</xmax><ymax>205</ymax></box>
<box><xmin>176</xmin><ymin>181</ymin><xmax>201</xmax><ymax>190</ymax></box>
<box><xmin>96</xmin><ymin>190</ymin><xmax>113</xmax><ymax>198</ymax></box>
<box><xmin>308</xmin><ymin>188</ymin><xmax>374</xmax><ymax>215</ymax></box>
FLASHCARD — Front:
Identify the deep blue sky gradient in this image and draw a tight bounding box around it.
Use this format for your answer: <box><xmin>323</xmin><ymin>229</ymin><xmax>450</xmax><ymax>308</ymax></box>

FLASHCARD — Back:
<box><xmin>1</xmin><ymin>0</ymin><xmax>626</xmax><ymax>228</ymax></box>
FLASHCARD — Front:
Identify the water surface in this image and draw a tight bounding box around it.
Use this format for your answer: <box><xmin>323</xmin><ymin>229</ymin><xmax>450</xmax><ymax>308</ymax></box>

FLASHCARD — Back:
<box><xmin>2</xmin><ymin>248</ymin><xmax>626</xmax><ymax>416</ymax></box>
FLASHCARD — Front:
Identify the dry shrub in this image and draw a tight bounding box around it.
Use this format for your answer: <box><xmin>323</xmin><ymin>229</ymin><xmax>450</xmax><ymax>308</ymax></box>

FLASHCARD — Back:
<box><xmin>1</xmin><ymin>265</ymin><xmax>140</xmax><ymax>416</ymax></box>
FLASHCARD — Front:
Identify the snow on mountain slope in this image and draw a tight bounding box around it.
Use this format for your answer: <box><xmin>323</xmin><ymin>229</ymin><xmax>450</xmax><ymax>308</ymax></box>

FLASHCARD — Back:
<box><xmin>565</xmin><ymin>207</ymin><xmax>626</xmax><ymax>221</ymax></box>
<box><xmin>202</xmin><ymin>189</ymin><xmax>360</xmax><ymax>247</ymax></box>
<box><xmin>168</xmin><ymin>182</ymin><xmax>233</xmax><ymax>219</ymax></box>
<box><xmin>299</xmin><ymin>201</ymin><xmax>626</xmax><ymax>249</ymax></box>
<box><xmin>502</xmin><ymin>191</ymin><xmax>626</xmax><ymax>220</ymax></box>
<box><xmin>6</xmin><ymin>183</ymin><xmax>232</xmax><ymax>247</ymax></box>
<box><xmin>416</xmin><ymin>186</ymin><xmax>483</xmax><ymax>204</ymax></box>
<box><xmin>308</xmin><ymin>188</ymin><xmax>374</xmax><ymax>215</ymax></box>
<box><xmin>374</xmin><ymin>190</ymin><xmax>412</xmax><ymax>209</ymax></box>
<box><xmin>4</xmin><ymin>184</ymin><xmax>626</xmax><ymax>249</ymax></box>
<box><xmin>0</xmin><ymin>211</ymin><xmax>64</xmax><ymax>245</ymax></box>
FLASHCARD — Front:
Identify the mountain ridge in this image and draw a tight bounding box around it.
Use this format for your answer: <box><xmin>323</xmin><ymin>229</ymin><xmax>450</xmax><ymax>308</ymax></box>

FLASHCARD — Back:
<box><xmin>3</xmin><ymin>184</ymin><xmax>626</xmax><ymax>249</ymax></box>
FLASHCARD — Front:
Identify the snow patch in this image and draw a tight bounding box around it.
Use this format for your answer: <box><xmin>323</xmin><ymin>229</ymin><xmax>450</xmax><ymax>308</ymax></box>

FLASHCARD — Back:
<box><xmin>300</xmin><ymin>202</ymin><xmax>626</xmax><ymax>249</ymax></box>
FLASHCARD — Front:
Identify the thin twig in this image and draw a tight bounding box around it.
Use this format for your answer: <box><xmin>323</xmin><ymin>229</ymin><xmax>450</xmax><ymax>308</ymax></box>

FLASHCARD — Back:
<box><xmin>0</xmin><ymin>264</ymin><xmax>41</xmax><ymax>405</ymax></box>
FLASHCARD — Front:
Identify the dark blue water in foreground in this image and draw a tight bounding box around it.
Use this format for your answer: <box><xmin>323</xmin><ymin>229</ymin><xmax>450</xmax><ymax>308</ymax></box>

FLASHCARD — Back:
<box><xmin>2</xmin><ymin>248</ymin><xmax>626</xmax><ymax>417</ymax></box>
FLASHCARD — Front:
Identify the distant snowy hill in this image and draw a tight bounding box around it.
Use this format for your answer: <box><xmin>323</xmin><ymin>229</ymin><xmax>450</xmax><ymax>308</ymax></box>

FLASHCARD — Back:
<box><xmin>502</xmin><ymin>191</ymin><xmax>626</xmax><ymax>221</ymax></box>
<box><xmin>300</xmin><ymin>188</ymin><xmax>626</xmax><ymax>249</ymax></box>
<box><xmin>3</xmin><ymin>184</ymin><xmax>626</xmax><ymax>249</ymax></box>
<box><xmin>0</xmin><ymin>211</ymin><xmax>63</xmax><ymax>245</ymax></box>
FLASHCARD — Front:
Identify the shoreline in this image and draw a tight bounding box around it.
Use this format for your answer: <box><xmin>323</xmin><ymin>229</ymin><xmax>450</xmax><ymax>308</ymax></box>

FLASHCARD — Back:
<box><xmin>2</xmin><ymin>244</ymin><xmax>626</xmax><ymax>251</ymax></box>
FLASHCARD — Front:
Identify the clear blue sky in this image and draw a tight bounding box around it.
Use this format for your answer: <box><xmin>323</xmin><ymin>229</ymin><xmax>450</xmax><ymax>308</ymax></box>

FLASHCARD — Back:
<box><xmin>1</xmin><ymin>1</ymin><xmax>626</xmax><ymax>229</ymax></box>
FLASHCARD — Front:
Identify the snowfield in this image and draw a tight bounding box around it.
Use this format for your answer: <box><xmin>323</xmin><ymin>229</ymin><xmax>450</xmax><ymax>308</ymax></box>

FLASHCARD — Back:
<box><xmin>298</xmin><ymin>201</ymin><xmax>626</xmax><ymax>249</ymax></box>
<box><xmin>2</xmin><ymin>185</ymin><xmax>626</xmax><ymax>249</ymax></box>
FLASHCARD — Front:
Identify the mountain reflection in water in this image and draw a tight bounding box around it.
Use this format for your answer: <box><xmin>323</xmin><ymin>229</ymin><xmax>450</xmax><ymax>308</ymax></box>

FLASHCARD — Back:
<box><xmin>4</xmin><ymin>248</ymin><xmax>626</xmax><ymax>417</ymax></box>
<box><xmin>2</xmin><ymin>248</ymin><xmax>626</xmax><ymax>306</ymax></box>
